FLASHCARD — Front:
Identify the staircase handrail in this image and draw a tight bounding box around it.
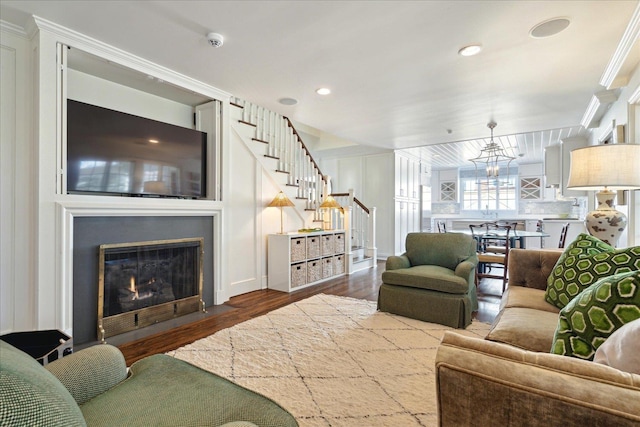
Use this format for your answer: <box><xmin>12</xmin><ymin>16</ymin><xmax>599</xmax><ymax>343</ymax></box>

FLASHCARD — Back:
<box><xmin>330</xmin><ymin>192</ymin><xmax>370</xmax><ymax>215</ymax></box>
<box><xmin>283</xmin><ymin>117</ymin><xmax>326</xmax><ymax>186</ymax></box>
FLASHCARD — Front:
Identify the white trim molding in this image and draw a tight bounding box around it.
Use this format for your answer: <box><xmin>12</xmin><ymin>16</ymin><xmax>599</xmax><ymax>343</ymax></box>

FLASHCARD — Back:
<box><xmin>600</xmin><ymin>3</ymin><xmax>640</xmax><ymax>89</ymax></box>
<box><xmin>56</xmin><ymin>198</ymin><xmax>225</xmax><ymax>336</ymax></box>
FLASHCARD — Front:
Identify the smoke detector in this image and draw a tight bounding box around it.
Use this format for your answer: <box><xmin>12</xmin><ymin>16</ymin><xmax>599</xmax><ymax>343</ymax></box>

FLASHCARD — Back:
<box><xmin>207</xmin><ymin>32</ymin><xmax>224</xmax><ymax>48</ymax></box>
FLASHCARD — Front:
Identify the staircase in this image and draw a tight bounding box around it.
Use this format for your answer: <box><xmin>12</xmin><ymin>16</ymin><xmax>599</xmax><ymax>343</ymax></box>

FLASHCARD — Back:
<box><xmin>230</xmin><ymin>98</ymin><xmax>376</xmax><ymax>273</ymax></box>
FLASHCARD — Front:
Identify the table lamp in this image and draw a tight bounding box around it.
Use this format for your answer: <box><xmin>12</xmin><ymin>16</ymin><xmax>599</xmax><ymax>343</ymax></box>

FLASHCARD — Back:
<box><xmin>566</xmin><ymin>144</ymin><xmax>640</xmax><ymax>246</ymax></box>
<box><xmin>267</xmin><ymin>191</ymin><xmax>295</xmax><ymax>234</ymax></box>
<box><xmin>319</xmin><ymin>195</ymin><xmax>342</xmax><ymax>230</ymax></box>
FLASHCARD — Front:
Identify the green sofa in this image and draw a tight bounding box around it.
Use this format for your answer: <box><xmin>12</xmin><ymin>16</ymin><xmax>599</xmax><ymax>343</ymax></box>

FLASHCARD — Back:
<box><xmin>0</xmin><ymin>340</ymin><xmax>297</xmax><ymax>427</ymax></box>
<box><xmin>378</xmin><ymin>232</ymin><xmax>479</xmax><ymax>328</ymax></box>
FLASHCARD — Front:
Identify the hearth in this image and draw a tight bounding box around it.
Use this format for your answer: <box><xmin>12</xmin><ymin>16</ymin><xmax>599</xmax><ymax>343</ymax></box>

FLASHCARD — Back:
<box><xmin>98</xmin><ymin>238</ymin><xmax>204</xmax><ymax>341</ymax></box>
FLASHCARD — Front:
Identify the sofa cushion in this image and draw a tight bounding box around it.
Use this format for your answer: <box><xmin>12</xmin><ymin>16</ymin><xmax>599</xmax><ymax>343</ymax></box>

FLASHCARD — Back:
<box><xmin>381</xmin><ymin>265</ymin><xmax>469</xmax><ymax>294</ymax></box>
<box><xmin>499</xmin><ymin>286</ymin><xmax>560</xmax><ymax>314</ymax></box>
<box><xmin>545</xmin><ymin>242</ymin><xmax>640</xmax><ymax>309</ymax></box>
<box><xmin>594</xmin><ymin>318</ymin><xmax>640</xmax><ymax>374</ymax></box>
<box><xmin>0</xmin><ymin>341</ymin><xmax>86</xmax><ymax>427</ymax></box>
<box><xmin>551</xmin><ymin>270</ymin><xmax>640</xmax><ymax>361</ymax></box>
<box><xmin>486</xmin><ymin>307</ymin><xmax>560</xmax><ymax>352</ymax></box>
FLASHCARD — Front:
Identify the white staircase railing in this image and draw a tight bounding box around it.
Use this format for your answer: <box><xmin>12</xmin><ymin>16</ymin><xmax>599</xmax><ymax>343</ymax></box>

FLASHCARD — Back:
<box><xmin>234</xmin><ymin>97</ymin><xmax>325</xmax><ymax>220</ymax></box>
<box><xmin>231</xmin><ymin>97</ymin><xmax>377</xmax><ymax>270</ymax></box>
<box><xmin>331</xmin><ymin>191</ymin><xmax>377</xmax><ymax>264</ymax></box>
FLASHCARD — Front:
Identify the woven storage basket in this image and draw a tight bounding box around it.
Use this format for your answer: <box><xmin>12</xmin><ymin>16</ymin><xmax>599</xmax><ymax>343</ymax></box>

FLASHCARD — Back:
<box><xmin>321</xmin><ymin>234</ymin><xmax>335</xmax><ymax>256</ymax></box>
<box><xmin>333</xmin><ymin>254</ymin><xmax>345</xmax><ymax>275</ymax></box>
<box><xmin>306</xmin><ymin>236</ymin><xmax>321</xmax><ymax>259</ymax></box>
<box><xmin>334</xmin><ymin>233</ymin><xmax>345</xmax><ymax>254</ymax></box>
<box><xmin>291</xmin><ymin>237</ymin><xmax>306</xmax><ymax>262</ymax></box>
<box><xmin>322</xmin><ymin>257</ymin><xmax>333</xmax><ymax>278</ymax></box>
<box><xmin>307</xmin><ymin>259</ymin><xmax>322</xmax><ymax>283</ymax></box>
<box><xmin>291</xmin><ymin>262</ymin><xmax>307</xmax><ymax>288</ymax></box>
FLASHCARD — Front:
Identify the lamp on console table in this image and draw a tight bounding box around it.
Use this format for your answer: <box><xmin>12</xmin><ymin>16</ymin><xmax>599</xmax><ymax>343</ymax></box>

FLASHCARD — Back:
<box><xmin>267</xmin><ymin>191</ymin><xmax>295</xmax><ymax>234</ymax></box>
<box><xmin>319</xmin><ymin>195</ymin><xmax>342</xmax><ymax>230</ymax></box>
<box><xmin>567</xmin><ymin>144</ymin><xmax>640</xmax><ymax>247</ymax></box>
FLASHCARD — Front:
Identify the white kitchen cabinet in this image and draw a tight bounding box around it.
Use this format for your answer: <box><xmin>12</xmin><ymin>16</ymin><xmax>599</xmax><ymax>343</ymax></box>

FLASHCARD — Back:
<box><xmin>268</xmin><ymin>231</ymin><xmax>346</xmax><ymax>292</ymax></box>
<box><xmin>544</xmin><ymin>139</ymin><xmax>587</xmax><ymax>197</ymax></box>
<box><xmin>544</xmin><ymin>145</ymin><xmax>561</xmax><ymax>188</ymax></box>
<box><xmin>394</xmin><ymin>152</ymin><xmax>422</xmax><ymax>254</ymax></box>
<box><xmin>520</xmin><ymin>177</ymin><xmax>542</xmax><ymax>200</ymax></box>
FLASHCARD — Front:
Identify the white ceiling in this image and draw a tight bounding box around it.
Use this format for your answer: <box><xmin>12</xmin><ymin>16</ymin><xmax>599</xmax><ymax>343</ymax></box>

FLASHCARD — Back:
<box><xmin>1</xmin><ymin>1</ymin><xmax>638</xmax><ymax>169</ymax></box>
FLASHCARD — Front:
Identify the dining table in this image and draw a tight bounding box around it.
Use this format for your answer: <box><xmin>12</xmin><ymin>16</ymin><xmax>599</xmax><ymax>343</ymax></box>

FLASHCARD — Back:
<box><xmin>448</xmin><ymin>228</ymin><xmax>550</xmax><ymax>249</ymax></box>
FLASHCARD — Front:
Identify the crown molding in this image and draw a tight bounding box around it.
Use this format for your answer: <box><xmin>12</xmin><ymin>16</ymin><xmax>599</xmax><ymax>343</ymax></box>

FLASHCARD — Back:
<box><xmin>580</xmin><ymin>89</ymin><xmax>619</xmax><ymax>128</ymax></box>
<box><xmin>600</xmin><ymin>3</ymin><xmax>640</xmax><ymax>89</ymax></box>
<box><xmin>31</xmin><ymin>16</ymin><xmax>231</xmax><ymax>102</ymax></box>
<box><xmin>0</xmin><ymin>19</ymin><xmax>28</xmax><ymax>38</ymax></box>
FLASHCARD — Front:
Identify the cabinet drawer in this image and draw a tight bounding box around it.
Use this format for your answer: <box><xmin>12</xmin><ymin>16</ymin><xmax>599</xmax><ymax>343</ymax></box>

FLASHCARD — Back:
<box><xmin>333</xmin><ymin>254</ymin><xmax>345</xmax><ymax>275</ymax></box>
<box><xmin>291</xmin><ymin>237</ymin><xmax>306</xmax><ymax>262</ymax></box>
<box><xmin>291</xmin><ymin>262</ymin><xmax>307</xmax><ymax>288</ymax></box>
<box><xmin>307</xmin><ymin>259</ymin><xmax>322</xmax><ymax>283</ymax></box>
<box><xmin>334</xmin><ymin>233</ymin><xmax>345</xmax><ymax>254</ymax></box>
<box><xmin>306</xmin><ymin>236</ymin><xmax>321</xmax><ymax>259</ymax></box>
<box><xmin>321</xmin><ymin>234</ymin><xmax>335</xmax><ymax>256</ymax></box>
<box><xmin>322</xmin><ymin>257</ymin><xmax>333</xmax><ymax>278</ymax></box>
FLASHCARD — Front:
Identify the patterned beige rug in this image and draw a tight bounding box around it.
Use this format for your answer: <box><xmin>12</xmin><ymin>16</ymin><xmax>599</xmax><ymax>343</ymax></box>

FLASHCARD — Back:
<box><xmin>169</xmin><ymin>294</ymin><xmax>491</xmax><ymax>427</ymax></box>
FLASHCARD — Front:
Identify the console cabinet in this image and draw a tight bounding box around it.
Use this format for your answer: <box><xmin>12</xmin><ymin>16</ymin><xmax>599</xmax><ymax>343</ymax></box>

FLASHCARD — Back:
<box><xmin>268</xmin><ymin>231</ymin><xmax>346</xmax><ymax>292</ymax></box>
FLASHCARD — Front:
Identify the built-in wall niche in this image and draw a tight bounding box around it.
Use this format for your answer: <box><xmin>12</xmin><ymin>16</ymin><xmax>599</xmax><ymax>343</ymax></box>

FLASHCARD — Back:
<box><xmin>72</xmin><ymin>216</ymin><xmax>214</xmax><ymax>346</ymax></box>
<box><xmin>64</xmin><ymin>46</ymin><xmax>222</xmax><ymax>200</ymax></box>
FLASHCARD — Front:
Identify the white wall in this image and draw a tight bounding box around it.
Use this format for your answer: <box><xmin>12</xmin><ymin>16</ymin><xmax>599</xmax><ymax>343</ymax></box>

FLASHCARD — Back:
<box><xmin>67</xmin><ymin>68</ymin><xmax>194</xmax><ymax>128</ymax></box>
<box><xmin>320</xmin><ymin>152</ymin><xmax>395</xmax><ymax>258</ymax></box>
<box><xmin>1</xmin><ymin>25</ymin><xmax>36</xmax><ymax>334</ymax></box>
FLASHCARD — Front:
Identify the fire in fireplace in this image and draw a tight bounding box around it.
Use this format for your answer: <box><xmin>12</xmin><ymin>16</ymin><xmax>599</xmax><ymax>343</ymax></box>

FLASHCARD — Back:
<box><xmin>97</xmin><ymin>238</ymin><xmax>204</xmax><ymax>341</ymax></box>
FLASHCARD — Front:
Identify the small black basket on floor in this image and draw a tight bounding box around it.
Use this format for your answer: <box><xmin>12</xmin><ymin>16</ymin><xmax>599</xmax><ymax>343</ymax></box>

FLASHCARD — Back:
<box><xmin>0</xmin><ymin>329</ymin><xmax>73</xmax><ymax>365</ymax></box>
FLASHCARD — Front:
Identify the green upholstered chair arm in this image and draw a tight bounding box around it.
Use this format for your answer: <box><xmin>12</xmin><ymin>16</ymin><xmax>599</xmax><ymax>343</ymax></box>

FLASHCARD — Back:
<box><xmin>454</xmin><ymin>258</ymin><xmax>478</xmax><ymax>281</ymax></box>
<box><xmin>386</xmin><ymin>254</ymin><xmax>411</xmax><ymax>270</ymax></box>
<box><xmin>46</xmin><ymin>344</ymin><xmax>127</xmax><ymax>405</ymax></box>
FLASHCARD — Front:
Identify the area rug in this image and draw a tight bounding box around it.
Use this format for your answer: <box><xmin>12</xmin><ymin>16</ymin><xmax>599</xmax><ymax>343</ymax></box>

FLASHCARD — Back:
<box><xmin>168</xmin><ymin>294</ymin><xmax>491</xmax><ymax>427</ymax></box>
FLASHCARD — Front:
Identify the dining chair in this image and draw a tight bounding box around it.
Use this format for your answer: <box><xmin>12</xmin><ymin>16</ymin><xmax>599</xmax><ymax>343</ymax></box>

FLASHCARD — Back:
<box><xmin>485</xmin><ymin>221</ymin><xmax>518</xmax><ymax>252</ymax></box>
<box><xmin>437</xmin><ymin>221</ymin><xmax>447</xmax><ymax>233</ymax></box>
<box><xmin>469</xmin><ymin>222</ymin><xmax>511</xmax><ymax>293</ymax></box>
<box><xmin>558</xmin><ymin>222</ymin><xmax>570</xmax><ymax>248</ymax></box>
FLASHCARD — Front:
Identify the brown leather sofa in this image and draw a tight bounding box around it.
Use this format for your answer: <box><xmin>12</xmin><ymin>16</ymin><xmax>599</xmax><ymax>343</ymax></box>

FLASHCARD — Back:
<box><xmin>435</xmin><ymin>249</ymin><xmax>640</xmax><ymax>426</ymax></box>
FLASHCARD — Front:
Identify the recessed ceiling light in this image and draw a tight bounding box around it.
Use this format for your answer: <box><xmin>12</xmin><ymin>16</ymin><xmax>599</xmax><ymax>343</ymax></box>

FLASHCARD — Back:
<box><xmin>530</xmin><ymin>17</ymin><xmax>570</xmax><ymax>38</ymax></box>
<box><xmin>149</xmin><ymin>139</ymin><xmax>159</xmax><ymax>144</ymax></box>
<box><xmin>279</xmin><ymin>97</ymin><xmax>298</xmax><ymax>105</ymax></box>
<box><xmin>316</xmin><ymin>88</ymin><xmax>331</xmax><ymax>95</ymax></box>
<box><xmin>458</xmin><ymin>44</ymin><xmax>482</xmax><ymax>57</ymax></box>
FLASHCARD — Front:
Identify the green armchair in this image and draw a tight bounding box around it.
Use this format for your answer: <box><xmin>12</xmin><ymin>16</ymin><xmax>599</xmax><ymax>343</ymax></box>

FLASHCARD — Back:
<box><xmin>378</xmin><ymin>232</ymin><xmax>479</xmax><ymax>328</ymax></box>
<box><xmin>0</xmin><ymin>340</ymin><xmax>297</xmax><ymax>427</ymax></box>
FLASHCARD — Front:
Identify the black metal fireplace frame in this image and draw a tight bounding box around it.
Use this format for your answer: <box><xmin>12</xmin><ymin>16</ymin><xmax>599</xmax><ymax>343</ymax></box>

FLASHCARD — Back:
<box><xmin>97</xmin><ymin>237</ymin><xmax>205</xmax><ymax>342</ymax></box>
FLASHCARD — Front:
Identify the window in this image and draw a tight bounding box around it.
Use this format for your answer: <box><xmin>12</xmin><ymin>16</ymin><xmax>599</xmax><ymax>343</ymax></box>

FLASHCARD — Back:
<box><xmin>461</xmin><ymin>176</ymin><xmax>516</xmax><ymax>211</ymax></box>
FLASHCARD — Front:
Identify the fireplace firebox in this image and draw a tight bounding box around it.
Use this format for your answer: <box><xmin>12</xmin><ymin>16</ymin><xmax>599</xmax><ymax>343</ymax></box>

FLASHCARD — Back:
<box><xmin>97</xmin><ymin>238</ymin><xmax>204</xmax><ymax>341</ymax></box>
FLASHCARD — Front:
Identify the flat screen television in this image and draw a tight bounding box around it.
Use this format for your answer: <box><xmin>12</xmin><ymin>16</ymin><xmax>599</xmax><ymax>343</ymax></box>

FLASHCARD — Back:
<box><xmin>66</xmin><ymin>99</ymin><xmax>207</xmax><ymax>199</ymax></box>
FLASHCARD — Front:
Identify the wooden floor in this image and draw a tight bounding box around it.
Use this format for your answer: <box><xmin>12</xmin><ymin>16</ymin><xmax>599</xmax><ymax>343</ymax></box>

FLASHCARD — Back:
<box><xmin>118</xmin><ymin>260</ymin><xmax>502</xmax><ymax>365</ymax></box>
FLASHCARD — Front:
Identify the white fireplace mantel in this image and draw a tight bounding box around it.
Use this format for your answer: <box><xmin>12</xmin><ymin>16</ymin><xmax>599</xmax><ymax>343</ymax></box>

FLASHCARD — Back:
<box><xmin>57</xmin><ymin>196</ymin><xmax>225</xmax><ymax>336</ymax></box>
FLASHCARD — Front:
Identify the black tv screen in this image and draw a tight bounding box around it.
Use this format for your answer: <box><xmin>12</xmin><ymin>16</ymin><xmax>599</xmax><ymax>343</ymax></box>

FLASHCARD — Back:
<box><xmin>66</xmin><ymin>99</ymin><xmax>206</xmax><ymax>198</ymax></box>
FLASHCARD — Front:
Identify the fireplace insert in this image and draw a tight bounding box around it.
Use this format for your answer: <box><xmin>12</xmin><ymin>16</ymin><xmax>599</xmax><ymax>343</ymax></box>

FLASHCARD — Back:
<box><xmin>97</xmin><ymin>238</ymin><xmax>204</xmax><ymax>341</ymax></box>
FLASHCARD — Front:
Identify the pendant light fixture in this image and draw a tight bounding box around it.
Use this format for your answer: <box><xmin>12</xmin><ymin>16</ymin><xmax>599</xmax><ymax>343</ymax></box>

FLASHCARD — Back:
<box><xmin>469</xmin><ymin>122</ymin><xmax>516</xmax><ymax>184</ymax></box>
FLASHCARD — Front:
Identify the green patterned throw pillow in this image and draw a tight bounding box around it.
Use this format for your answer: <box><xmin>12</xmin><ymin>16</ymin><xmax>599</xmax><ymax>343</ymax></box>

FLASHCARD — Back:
<box><xmin>545</xmin><ymin>234</ymin><xmax>624</xmax><ymax>309</ymax></box>
<box><xmin>551</xmin><ymin>270</ymin><xmax>640</xmax><ymax>360</ymax></box>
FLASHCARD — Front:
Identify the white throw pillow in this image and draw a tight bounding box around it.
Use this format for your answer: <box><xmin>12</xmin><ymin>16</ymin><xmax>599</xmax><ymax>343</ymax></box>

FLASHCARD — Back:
<box><xmin>593</xmin><ymin>318</ymin><xmax>640</xmax><ymax>375</ymax></box>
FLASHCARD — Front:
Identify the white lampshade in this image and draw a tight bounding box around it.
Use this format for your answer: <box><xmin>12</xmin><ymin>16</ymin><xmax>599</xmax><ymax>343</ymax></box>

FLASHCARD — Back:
<box><xmin>566</xmin><ymin>143</ymin><xmax>640</xmax><ymax>247</ymax></box>
<box><xmin>567</xmin><ymin>144</ymin><xmax>640</xmax><ymax>190</ymax></box>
